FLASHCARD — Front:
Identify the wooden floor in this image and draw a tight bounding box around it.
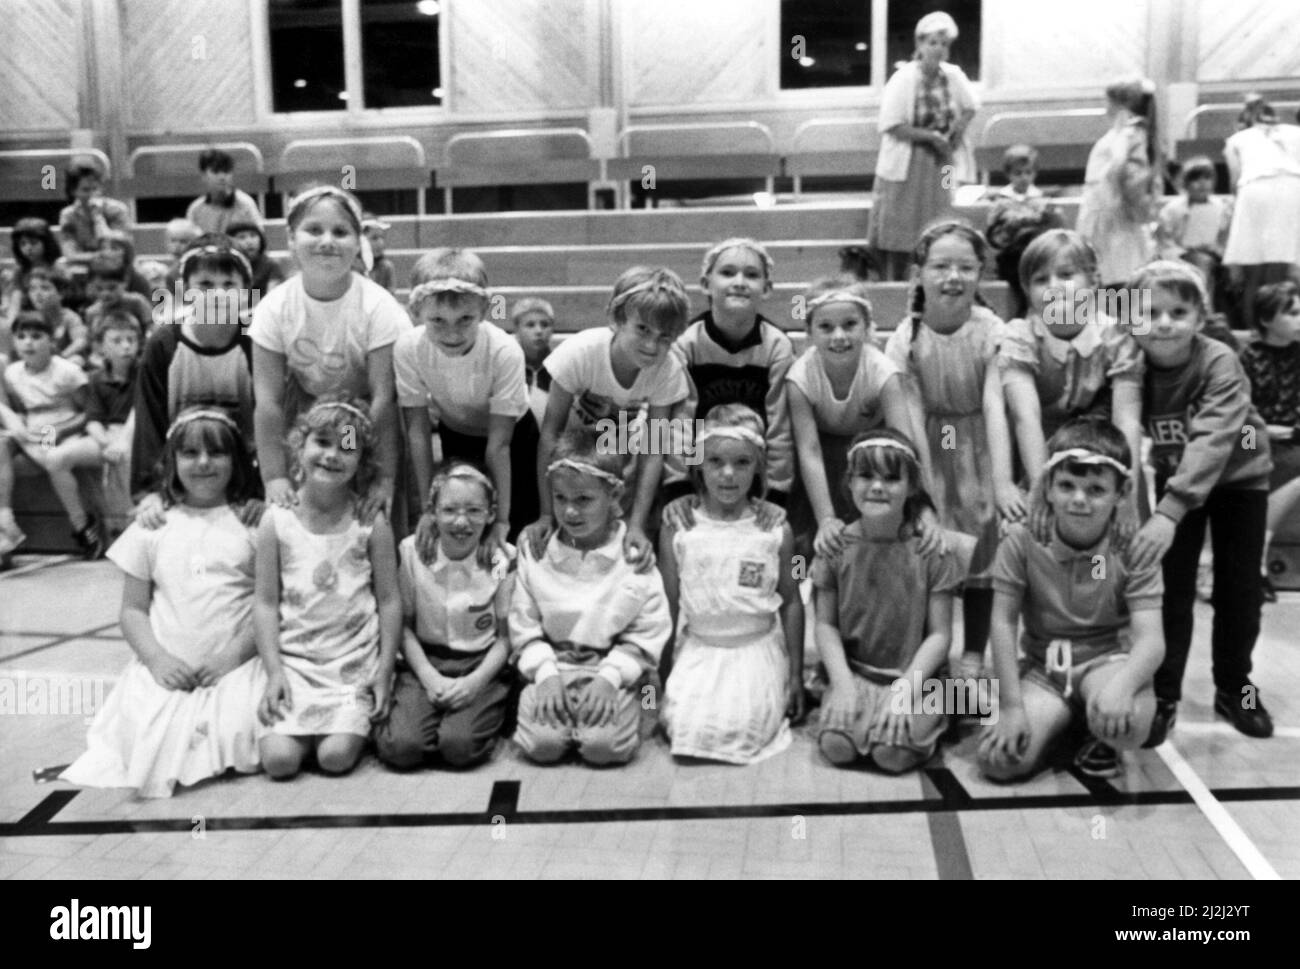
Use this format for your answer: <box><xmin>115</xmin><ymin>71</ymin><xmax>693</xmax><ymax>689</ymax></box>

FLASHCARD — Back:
<box><xmin>1</xmin><ymin>555</ymin><xmax>1296</xmax><ymax>880</ymax></box>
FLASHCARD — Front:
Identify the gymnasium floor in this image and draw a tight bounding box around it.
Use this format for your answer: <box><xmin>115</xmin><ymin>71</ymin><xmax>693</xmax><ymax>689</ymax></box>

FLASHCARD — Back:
<box><xmin>0</xmin><ymin>554</ymin><xmax>1296</xmax><ymax>880</ymax></box>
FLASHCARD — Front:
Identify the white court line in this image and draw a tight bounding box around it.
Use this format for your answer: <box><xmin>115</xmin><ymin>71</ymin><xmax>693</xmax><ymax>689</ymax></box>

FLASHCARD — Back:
<box><xmin>1155</xmin><ymin>740</ymin><xmax>1281</xmax><ymax>880</ymax></box>
<box><xmin>0</xmin><ymin>555</ymin><xmax>74</xmax><ymax>580</ymax></box>
<box><xmin>1175</xmin><ymin>721</ymin><xmax>1300</xmax><ymax>740</ymax></box>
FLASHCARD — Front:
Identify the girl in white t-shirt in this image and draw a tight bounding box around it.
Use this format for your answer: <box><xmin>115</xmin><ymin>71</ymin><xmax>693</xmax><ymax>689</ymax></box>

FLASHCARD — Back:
<box><xmin>248</xmin><ymin>185</ymin><xmax>409</xmax><ymax>519</ymax></box>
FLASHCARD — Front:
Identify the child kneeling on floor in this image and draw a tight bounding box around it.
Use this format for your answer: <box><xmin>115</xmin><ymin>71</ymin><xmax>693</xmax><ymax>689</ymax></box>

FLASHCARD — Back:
<box><xmin>510</xmin><ymin>425</ymin><xmax>670</xmax><ymax>765</ymax></box>
<box><xmin>979</xmin><ymin>417</ymin><xmax>1164</xmax><ymax>781</ymax></box>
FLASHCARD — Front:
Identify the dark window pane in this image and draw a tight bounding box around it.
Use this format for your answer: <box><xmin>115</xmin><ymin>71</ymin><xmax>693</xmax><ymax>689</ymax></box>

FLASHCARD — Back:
<box><xmin>780</xmin><ymin>0</ymin><xmax>872</xmax><ymax>90</ymax></box>
<box><xmin>360</xmin><ymin>0</ymin><xmax>442</xmax><ymax>109</ymax></box>
<box><xmin>269</xmin><ymin>0</ymin><xmax>346</xmax><ymax>112</ymax></box>
<box><xmin>886</xmin><ymin>1</ymin><xmax>981</xmax><ymax>82</ymax></box>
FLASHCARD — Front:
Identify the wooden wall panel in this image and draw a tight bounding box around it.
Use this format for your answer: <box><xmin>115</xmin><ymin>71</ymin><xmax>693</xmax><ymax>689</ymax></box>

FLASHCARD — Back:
<box><xmin>1197</xmin><ymin>0</ymin><xmax>1300</xmax><ymax>82</ymax></box>
<box><xmin>981</xmin><ymin>0</ymin><xmax>1146</xmax><ymax>91</ymax></box>
<box><xmin>449</xmin><ymin>0</ymin><xmax>598</xmax><ymax>114</ymax></box>
<box><xmin>0</xmin><ymin>0</ymin><xmax>79</xmax><ymax>131</ymax></box>
<box><xmin>122</xmin><ymin>0</ymin><xmax>257</xmax><ymax>130</ymax></box>
<box><xmin>623</xmin><ymin>0</ymin><xmax>769</xmax><ymax>107</ymax></box>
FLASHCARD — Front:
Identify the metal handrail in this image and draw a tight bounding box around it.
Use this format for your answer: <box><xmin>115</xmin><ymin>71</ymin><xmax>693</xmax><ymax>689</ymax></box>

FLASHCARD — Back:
<box><xmin>443</xmin><ymin>127</ymin><xmax>594</xmax><ymax>167</ymax></box>
<box><xmin>126</xmin><ymin>142</ymin><xmax>265</xmax><ymax>177</ymax></box>
<box><xmin>617</xmin><ymin>121</ymin><xmax>776</xmax><ymax>156</ymax></box>
<box><xmin>790</xmin><ymin>117</ymin><xmax>878</xmax><ymax>153</ymax></box>
<box><xmin>280</xmin><ymin>135</ymin><xmax>427</xmax><ymax>169</ymax></box>
<box><xmin>977</xmin><ymin>108</ymin><xmax>1106</xmax><ymax>145</ymax></box>
<box><xmin>0</xmin><ymin>147</ymin><xmax>113</xmax><ymax>179</ymax></box>
<box><xmin>1183</xmin><ymin>101</ymin><xmax>1300</xmax><ymax>137</ymax></box>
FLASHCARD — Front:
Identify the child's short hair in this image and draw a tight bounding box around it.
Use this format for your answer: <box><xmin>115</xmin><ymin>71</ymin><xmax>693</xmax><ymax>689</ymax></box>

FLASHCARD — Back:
<box><xmin>841</xmin><ymin>427</ymin><xmax>933</xmax><ymax>535</ymax></box>
<box><xmin>607</xmin><ymin>266</ymin><xmax>691</xmax><ymax>339</ymax></box>
<box><xmin>94</xmin><ymin>307</ymin><xmax>143</xmax><ymax>343</ymax></box>
<box><xmin>11</xmin><ymin>217</ymin><xmax>62</xmax><ymax>270</ymax></box>
<box><xmin>89</xmin><ymin>252</ymin><xmax>128</xmax><ymax>283</ymax></box>
<box><xmin>548</xmin><ymin>425</ymin><xmax>624</xmax><ymax>494</ymax></box>
<box><xmin>24</xmin><ymin>264</ymin><xmax>70</xmax><ymax>296</ymax></box>
<box><xmin>197</xmin><ymin>148</ymin><xmax>235</xmax><ymax>173</ymax></box>
<box><xmin>166</xmin><ymin>218</ymin><xmax>202</xmax><ymax>242</ymax></box>
<box><xmin>1043</xmin><ymin>416</ymin><xmax>1131</xmax><ymax>489</ymax></box>
<box><xmin>802</xmin><ymin>276</ymin><xmax>874</xmax><ymax>329</ymax></box>
<box><xmin>689</xmin><ymin>403</ymin><xmax>768</xmax><ymax>500</ymax></box>
<box><xmin>11</xmin><ymin>310</ymin><xmax>54</xmax><ymax>338</ymax></box>
<box><xmin>1003</xmin><ymin>144</ymin><xmax>1039</xmax><ymax>172</ymax></box>
<box><xmin>287</xmin><ymin>396</ymin><xmax>381</xmax><ymax>499</ymax></box>
<box><xmin>700</xmin><ymin>237</ymin><xmax>775</xmax><ymax>284</ymax></box>
<box><xmin>511</xmin><ymin>297</ymin><xmax>555</xmax><ymax>327</ymax></box>
<box><xmin>178</xmin><ymin>234</ymin><xmax>253</xmax><ymax>286</ymax></box>
<box><xmin>409</xmin><ymin>248</ymin><xmax>490</xmax><ymax>312</ymax></box>
<box><xmin>65</xmin><ymin>164</ymin><xmax>102</xmax><ymax>195</ymax></box>
<box><xmin>1253</xmin><ymin>281</ymin><xmax>1300</xmax><ymax>331</ymax></box>
<box><xmin>158</xmin><ymin>407</ymin><xmax>258</xmax><ymax>507</ymax></box>
<box><xmin>1128</xmin><ymin>259</ymin><xmax>1210</xmax><ymax>318</ymax></box>
<box><xmin>1017</xmin><ymin>229</ymin><xmax>1100</xmax><ymax>294</ymax></box>
<box><xmin>1178</xmin><ymin>155</ymin><xmax>1216</xmax><ymax>186</ymax></box>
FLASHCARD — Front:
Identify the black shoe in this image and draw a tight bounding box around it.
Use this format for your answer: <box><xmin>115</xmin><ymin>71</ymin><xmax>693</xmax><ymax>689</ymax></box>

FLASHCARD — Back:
<box><xmin>1143</xmin><ymin>699</ymin><xmax>1177</xmax><ymax>748</ymax></box>
<box><xmin>1074</xmin><ymin>738</ymin><xmax>1122</xmax><ymax>778</ymax></box>
<box><xmin>72</xmin><ymin>518</ymin><xmax>105</xmax><ymax>560</ymax></box>
<box><xmin>1214</xmin><ymin>688</ymin><xmax>1274</xmax><ymax>738</ymax></box>
<box><xmin>1261</xmin><ymin>575</ymin><xmax>1278</xmax><ymax>604</ymax></box>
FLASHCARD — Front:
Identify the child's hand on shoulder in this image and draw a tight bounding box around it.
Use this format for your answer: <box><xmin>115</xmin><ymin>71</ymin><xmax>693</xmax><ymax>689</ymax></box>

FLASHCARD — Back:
<box><xmin>144</xmin><ymin>650</ymin><xmax>198</xmax><ymax>691</ymax></box>
<box><xmin>753</xmin><ymin>499</ymin><xmax>787</xmax><ymax>531</ymax></box>
<box><xmin>1129</xmin><ymin>513</ymin><xmax>1177</xmax><ymax>571</ymax></box>
<box><xmin>661</xmin><ymin>495</ymin><xmax>699</xmax><ymax>532</ymax></box>
<box><xmin>978</xmin><ymin>705</ymin><xmax>1030</xmax><ymax>769</ymax></box>
<box><xmin>813</xmin><ymin>517</ymin><xmax>847</xmax><ymax>560</ymax></box>
<box><xmin>521</xmin><ymin>517</ymin><xmax>555</xmax><ymax>560</ymax></box>
<box><xmin>265</xmin><ymin>477</ymin><xmax>297</xmax><ymax>509</ymax></box>
<box><xmin>482</xmin><ymin>521</ymin><xmax>511</xmax><ymax>567</ymax></box>
<box><xmin>577</xmin><ymin>675</ymin><xmax>618</xmax><ymax>726</ymax></box>
<box><xmin>623</xmin><ymin>526</ymin><xmax>656</xmax><ymax>573</ymax></box>
<box><xmin>258</xmin><ymin>671</ymin><xmax>293</xmax><ymax>725</ymax></box>
<box><xmin>134</xmin><ymin>493</ymin><xmax>168</xmax><ymax>530</ymax></box>
<box><xmin>236</xmin><ymin>498</ymin><xmax>266</xmax><ymax>529</ymax></box>
<box><xmin>357</xmin><ymin>478</ymin><xmax>394</xmax><ymax>525</ymax></box>
<box><xmin>995</xmin><ymin>483</ymin><xmax>1028</xmax><ymax>528</ymax></box>
<box><xmin>533</xmin><ymin>675</ymin><xmax>570</xmax><ymax>727</ymax></box>
<box><xmin>914</xmin><ymin>507</ymin><xmax>949</xmax><ymax>557</ymax></box>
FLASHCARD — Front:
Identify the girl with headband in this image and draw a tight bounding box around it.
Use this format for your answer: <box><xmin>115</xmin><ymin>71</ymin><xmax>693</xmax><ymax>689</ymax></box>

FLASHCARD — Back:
<box><xmin>248</xmin><ymin>184</ymin><xmax>410</xmax><ymax>522</ymax></box>
<box><xmin>255</xmin><ymin>396</ymin><xmax>401</xmax><ymax>780</ymax></box>
<box><xmin>62</xmin><ymin>407</ymin><xmax>266</xmax><ymax>797</ymax></box>
<box><xmin>510</xmin><ymin>425</ymin><xmax>671</xmax><ymax>767</ymax></box>
<box><xmin>659</xmin><ymin>404</ymin><xmax>805</xmax><ymax>763</ymax></box>
<box><xmin>814</xmin><ymin>428</ymin><xmax>973</xmax><ymax>773</ymax></box>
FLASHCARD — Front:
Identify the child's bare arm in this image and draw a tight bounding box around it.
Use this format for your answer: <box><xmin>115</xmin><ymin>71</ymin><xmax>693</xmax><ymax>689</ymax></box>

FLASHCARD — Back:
<box><xmin>483</xmin><ymin>414</ymin><xmax>515</xmax><ymax>540</ymax></box>
<box><xmin>534</xmin><ymin>385</ymin><xmax>573</xmax><ymax>525</ymax></box>
<box><xmin>252</xmin><ymin>514</ymin><xmax>284</xmax><ymax>675</ymax></box>
<box><xmin>907</xmin><ymin>590</ymin><xmax>955</xmax><ymax>682</ymax></box>
<box><xmin>1112</xmin><ymin>608</ymin><xmax>1164</xmax><ymax>695</ymax></box>
<box><xmin>365</xmin><ymin>346</ymin><xmax>399</xmax><ymax>492</ymax></box>
<box><xmin>983</xmin><ymin>362</ymin><xmax>1024</xmax><ymax>520</ymax></box>
<box><xmin>788</xmin><ymin>383</ymin><xmax>835</xmax><ymax>523</ymax></box>
<box><xmin>776</xmin><ymin>525</ymin><xmax>805</xmax><ymax>716</ymax></box>
<box><xmin>252</xmin><ymin>345</ymin><xmax>292</xmax><ymax>499</ymax></box>
<box><xmin>987</xmin><ymin>588</ymin><xmax>1024</xmax><ymax>713</ymax></box>
<box><xmin>404</xmin><ymin>406</ymin><xmax>435</xmax><ymax>509</ymax></box>
<box><xmin>1002</xmin><ymin>368</ymin><xmax>1047</xmax><ymax>484</ymax></box>
<box><xmin>368</xmin><ymin>512</ymin><xmax>402</xmax><ymax>675</ymax></box>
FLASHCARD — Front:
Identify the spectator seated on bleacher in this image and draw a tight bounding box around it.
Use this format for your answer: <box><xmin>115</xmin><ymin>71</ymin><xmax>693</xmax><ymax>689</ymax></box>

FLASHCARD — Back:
<box><xmin>187</xmin><ymin>148</ymin><xmax>264</xmax><ymax>236</ymax></box>
<box><xmin>57</xmin><ymin>165</ymin><xmax>131</xmax><ymax>270</ymax></box>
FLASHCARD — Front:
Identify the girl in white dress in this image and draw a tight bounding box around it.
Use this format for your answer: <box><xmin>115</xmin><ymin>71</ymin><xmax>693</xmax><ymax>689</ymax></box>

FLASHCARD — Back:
<box><xmin>61</xmin><ymin>408</ymin><xmax>266</xmax><ymax>797</ymax></box>
<box><xmin>659</xmin><ymin>404</ymin><xmax>804</xmax><ymax>763</ymax></box>
<box><xmin>256</xmin><ymin>398</ymin><xmax>402</xmax><ymax>779</ymax></box>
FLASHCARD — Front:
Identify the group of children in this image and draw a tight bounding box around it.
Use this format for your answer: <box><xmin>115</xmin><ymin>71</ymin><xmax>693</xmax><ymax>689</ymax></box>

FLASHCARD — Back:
<box><xmin>0</xmin><ymin>172</ymin><xmax>1285</xmax><ymax>799</ymax></box>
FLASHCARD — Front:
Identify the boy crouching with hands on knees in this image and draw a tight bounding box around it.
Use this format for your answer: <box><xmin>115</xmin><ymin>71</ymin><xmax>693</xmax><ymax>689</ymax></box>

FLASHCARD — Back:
<box><xmin>979</xmin><ymin>417</ymin><xmax>1164</xmax><ymax>781</ymax></box>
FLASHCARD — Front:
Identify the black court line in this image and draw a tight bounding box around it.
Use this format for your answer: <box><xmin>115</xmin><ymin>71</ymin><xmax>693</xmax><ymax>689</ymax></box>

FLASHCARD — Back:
<box><xmin>1067</xmin><ymin>766</ymin><xmax>1127</xmax><ymax>804</ymax></box>
<box><xmin>922</xmin><ymin>768</ymin><xmax>974</xmax><ymax>880</ymax></box>
<box><xmin>0</xmin><ymin>623</ymin><xmax>122</xmax><ymax>664</ymax></box>
<box><xmin>15</xmin><ymin>791</ymin><xmax>78</xmax><ymax>828</ymax></box>
<box><xmin>5</xmin><ymin>785</ymin><xmax>1297</xmax><ymax>839</ymax></box>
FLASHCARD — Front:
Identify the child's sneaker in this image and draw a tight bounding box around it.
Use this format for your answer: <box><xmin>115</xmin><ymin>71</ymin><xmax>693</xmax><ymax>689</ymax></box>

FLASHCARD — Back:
<box><xmin>72</xmin><ymin>518</ymin><xmax>105</xmax><ymax>560</ymax></box>
<box><xmin>1143</xmin><ymin>699</ymin><xmax>1177</xmax><ymax>748</ymax></box>
<box><xmin>1073</xmin><ymin>738</ymin><xmax>1121</xmax><ymax>778</ymax></box>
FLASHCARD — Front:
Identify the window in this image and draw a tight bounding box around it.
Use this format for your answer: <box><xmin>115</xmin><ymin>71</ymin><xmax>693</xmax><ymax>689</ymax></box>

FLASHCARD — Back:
<box><xmin>780</xmin><ymin>0</ymin><xmax>872</xmax><ymax>90</ymax></box>
<box><xmin>886</xmin><ymin>0</ymin><xmax>980</xmax><ymax>82</ymax></box>
<box><xmin>267</xmin><ymin>0</ymin><xmax>443</xmax><ymax>113</ymax></box>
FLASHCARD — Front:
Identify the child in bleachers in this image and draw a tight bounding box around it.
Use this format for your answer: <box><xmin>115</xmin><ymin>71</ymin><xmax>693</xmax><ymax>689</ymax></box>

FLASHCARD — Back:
<box><xmin>394</xmin><ymin>249</ymin><xmax>529</xmax><ymax>544</ymax></box>
<box><xmin>256</xmin><ymin>398</ymin><xmax>401</xmax><ymax>779</ymax></box>
<box><xmin>527</xmin><ymin>266</ymin><xmax>692</xmax><ymax>567</ymax></box>
<box><xmin>8</xmin><ymin>217</ymin><xmax>68</xmax><ymax>319</ymax></box>
<box><xmin>511</xmin><ymin>425</ymin><xmax>671</xmax><ymax>765</ymax></box>
<box><xmin>187</xmin><ymin>148</ymin><xmax>264</xmax><ymax>236</ymax></box>
<box><xmin>60</xmin><ymin>408</ymin><xmax>265</xmax><ymax>797</ymax></box>
<box><xmin>1239</xmin><ymin>281</ymin><xmax>1300</xmax><ymax>602</ymax></box>
<box><xmin>985</xmin><ymin>145</ymin><xmax>1062</xmax><ymax>318</ymax></box>
<box><xmin>1157</xmin><ymin>156</ymin><xmax>1233</xmax><ymax>313</ymax></box>
<box><xmin>24</xmin><ymin>266</ymin><xmax>88</xmax><ymax>367</ymax></box>
<box><xmin>362</xmin><ymin>214</ymin><xmax>395</xmax><ymax>293</ymax></box>
<box><xmin>226</xmin><ymin>220</ymin><xmax>285</xmax><ymax>300</ymax></box>
<box><xmin>82</xmin><ymin>254</ymin><xmax>154</xmax><ymax>338</ymax></box>
<box><xmin>85</xmin><ymin>309</ymin><xmax>141</xmax><ymax>542</ymax></box>
<box><xmin>375</xmin><ymin>463</ymin><xmax>514</xmax><ymax>770</ymax></box>
<box><xmin>135</xmin><ymin>260</ymin><xmax>173</xmax><ymax>327</ymax></box>
<box><xmin>0</xmin><ymin>312</ymin><xmax>104</xmax><ymax>558</ymax></box>
<box><xmin>132</xmin><ymin>236</ymin><xmax>257</xmax><ymax>521</ymax></box>
<box><xmin>659</xmin><ymin>404</ymin><xmax>803</xmax><ymax>763</ymax></box>
<box><xmin>814</xmin><ymin>429</ymin><xmax>970</xmax><ymax>772</ymax></box>
<box><xmin>99</xmin><ymin>229</ymin><xmax>157</xmax><ymax>302</ymax></box>
<box><xmin>1127</xmin><ymin>261</ymin><xmax>1274</xmax><ymax>744</ymax></box>
<box><xmin>57</xmin><ymin>164</ymin><xmax>131</xmax><ymax>267</ymax></box>
<box><xmin>884</xmin><ymin>221</ymin><xmax>1017</xmax><ymax>684</ymax></box>
<box><xmin>662</xmin><ymin>238</ymin><xmax>796</xmax><ymax>515</ymax></box>
<box><xmin>788</xmin><ymin>276</ymin><xmax>923</xmax><ymax>559</ymax></box>
<box><xmin>512</xmin><ymin>296</ymin><xmax>555</xmax><ymax>422</ymax></box>
<box><xmin>249</xmin><ymin>185</ymin><xmax>408</xmax><ymax>519</ymax></box>
<box><xmin>1000</xmin><ymin>230</ymin><xmax>1144</xmax><ymax>512</ymax></box>
<box><xmin>980</xmin><ymin>417</ymin><xmax>1163</xmax><ymax>781</ymax></box>
<box><xmin>162</xmin><ymin>218</ymin><xmax>202</xmax><ymax>291</ymax></box>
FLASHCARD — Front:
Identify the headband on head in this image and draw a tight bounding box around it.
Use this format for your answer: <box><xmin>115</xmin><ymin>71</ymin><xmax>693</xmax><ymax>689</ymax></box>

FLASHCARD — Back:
<box><xmin>313</xmin><ymin>400</ymin><xmax>373</xmax><ymax>433</ymax></box>
<box><xmin>288</xmin><ymin>185</ymin><xmax>363</xmax><ymax>230</ymax></box>
<box><xmin>166</xmin><ymin>408</ymin><xmax>239</xmax><ymax>441</ymax></box>
<box><xmin>847</xmin><ymin>436</ymin><xmax>919</xmax><ymax>464</ymax></box>
<box><xmin>434</xmin><ymin>465</ymin><xmax>496</xmax><ymax>503</ymax></box>
<box><xmin>807</xmin><ymin>291</ymin><xmax>874</xmax><ymax>316</ymax></box>
<box><xmin>609</xmin><ymin>277</ymin><xmax>674</xmax><ymax>312</ymax></box>
<box><xmin>1043</xmin><ymin>447</ymin><xmax>1129</xmax><ymax>477</ymax></box>
<box><xmin>179</xmin><ymin>244</ymin><xmax>253</xmax><ymax>284</ymax></box>
<box><xmin>697</xmin><ymin>425</ymin><xmax>766</xmax><ymax>451</ymax></box>
<box><xmin>408</xmin><ymin>278</ymin><xmax>490</xmax><ymax>309</ymax></box>
<box><xmin>546</xmin><ymin>457</ymin><xmax>624</xmax><ymax>488</ymax></box>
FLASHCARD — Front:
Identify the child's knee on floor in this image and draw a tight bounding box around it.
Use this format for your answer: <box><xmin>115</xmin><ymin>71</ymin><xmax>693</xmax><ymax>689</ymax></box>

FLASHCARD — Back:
<box><xmin>868</xmin><ymin>744</ymin><xmax>927</xmax><ymax>774</ymax></box>
<box><xmin>818</xmin><ymin>729</ymin><xmax>859</xmax><ymax>766</ymax></box>
<box><xmin>438</xmin><ymin>730</ymin><xmax>495</xmax><ymax>768</ymax></box>
<box><xmin>374</xmin><ymin>729</ymin><xmax>425</xmax><ymax>770</ymax></box>
<box><xmin>316</xmin><ymin>734</ymin><xmax>365</xmax><ymax>774</ymax></box>
<box><xmin>576</xmin><ymin>727</ymin><xmax>637</xmax><ymax>766</ymax></box>
<box><xmin>260</xmin><ymin>735</ymin><xmax>307</xmax><ymax>779</ymax></box>
<box><xmin>516</xmin><ymin>722</ymin><xmax>570</xmax><ymax>764</ymax></box>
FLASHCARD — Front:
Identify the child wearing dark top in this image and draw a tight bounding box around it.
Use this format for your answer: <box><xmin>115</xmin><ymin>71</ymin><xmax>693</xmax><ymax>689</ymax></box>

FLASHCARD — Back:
<box><xmin>1238</xmin><ymin>281</ymin><xmax>1300</xmax><ymax>599</ymax></box>
<box><xmin>226</xmin><ymin>221</ymin><xmax>286</xmax><ymax>302</ymax></box>
<box><xmin>85</xmin><ymin>310</ymin><xmax>141</xmax><ymax>540</ymax></box>
<box><xmin>1127</xmin><ymin>262</ymin><xmax>1274</xmax><ymax>745</ymax></box>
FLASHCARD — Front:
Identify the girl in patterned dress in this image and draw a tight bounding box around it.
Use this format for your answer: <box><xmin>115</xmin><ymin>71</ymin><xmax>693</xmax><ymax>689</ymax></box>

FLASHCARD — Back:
<box><xmin>61</xmin><ymin>408</ymin><xmax>265</xmax><ymax>797</ymax></box>
<box><xmin>256</xmin><ymin>398</ymin><xmax>401</xmax><ymax>779</ymax></box>
<box><xmin>884</xmin><ymin>221</ymin><xmax>1017</xmax><ymax>685</ymax></box>
<box><xmin>658</xmin><ymin>405</ymin><xmax>804</xmax><ymax>763</ymax></box>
